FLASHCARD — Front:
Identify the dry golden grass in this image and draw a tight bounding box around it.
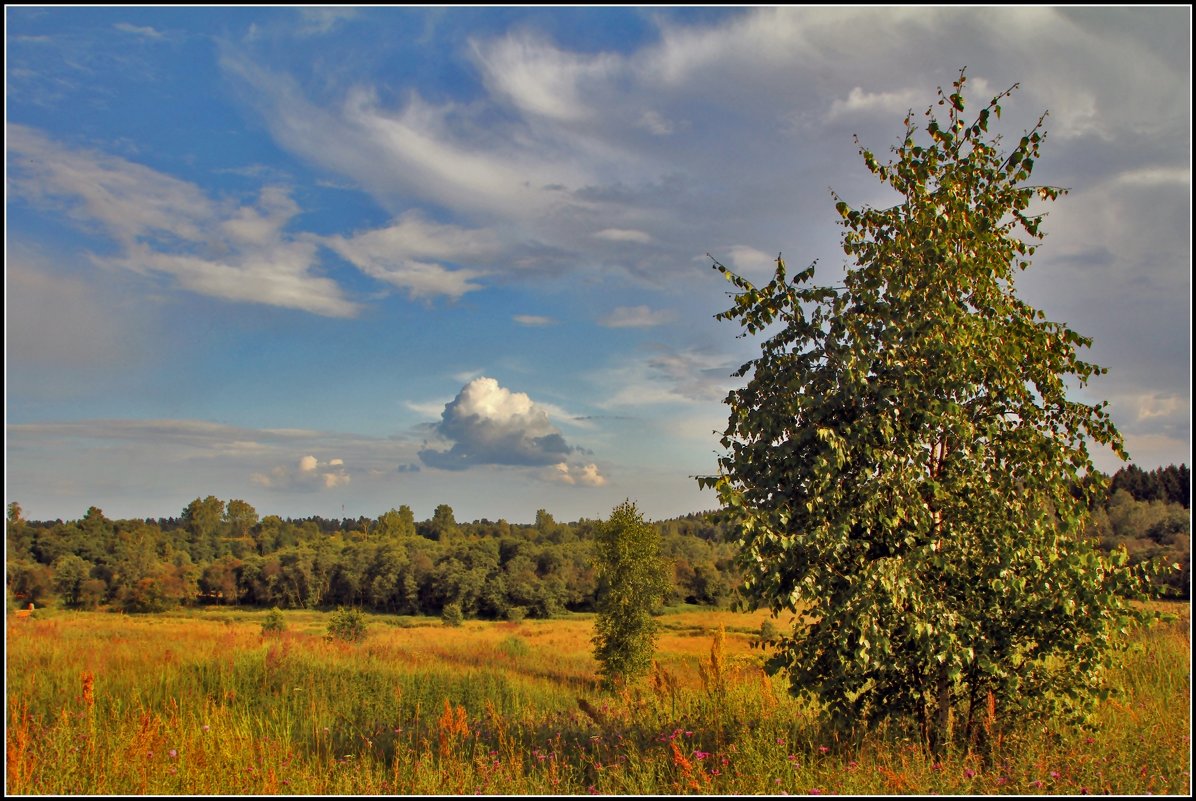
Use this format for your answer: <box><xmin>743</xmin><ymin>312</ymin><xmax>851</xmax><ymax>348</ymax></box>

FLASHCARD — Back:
<box><xmin>5</xmin><ymin>604</ymin><xmax>1189</xmax><ymax>795</ymax></box>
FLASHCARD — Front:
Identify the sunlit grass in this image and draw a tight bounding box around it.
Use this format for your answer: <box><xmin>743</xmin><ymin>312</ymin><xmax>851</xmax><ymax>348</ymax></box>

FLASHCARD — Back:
<box><xmin>6</xmin><ymin>603</ymin><xmax>1189</xmax><ymax>794</ymax></box>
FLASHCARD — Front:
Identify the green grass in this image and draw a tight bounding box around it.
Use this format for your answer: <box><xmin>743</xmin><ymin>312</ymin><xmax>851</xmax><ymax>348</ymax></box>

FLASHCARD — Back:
<box><xmin>6</xmin><ymin>603</ymin><xmax>1190</xmax><ymax>794</ymax></box>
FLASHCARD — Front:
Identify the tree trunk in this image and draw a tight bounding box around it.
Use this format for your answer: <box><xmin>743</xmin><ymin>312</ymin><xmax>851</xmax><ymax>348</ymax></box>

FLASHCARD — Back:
<box><xmin>931</xmin><ymin>663</ymin><xmax>952</xmax><ymax>757</ymax></box>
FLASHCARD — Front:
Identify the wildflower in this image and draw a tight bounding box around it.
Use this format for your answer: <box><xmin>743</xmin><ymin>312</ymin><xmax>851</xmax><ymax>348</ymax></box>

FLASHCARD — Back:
<box><xmin>202</xmin><ymin>725</ymin><xmax>210</xmax><ymax>732</ymax></box>
<box><xmin>694</xmin><ymin>750</ymin><xmax>711</xmax><ymax>760</ymax></box>
<box><xmin>847</xmin><ymin>760</ymin><xmax>859</xmax><ymax>771</ymax></box>
<box><xmin>80</xmin><ymin>672</ymin><xmax>95</xmax><ymax>709</ymax></box>
<box><xmin>169</xmin><ymin>749</ymin><xmax>178</xmax><ymax>760</ymax></box>
<box><xmin>810</xmin><ymin>789</ymin><xmax>822</xmax><ymax>795</ymax></box>
<box><xmin>776</xmin><ymin>737</ymin><xmax>785</xmax><ymax>745</ymax></box>
<box><xmin>588</xmin><ymin>786</ymin><xmax>599</xmax><ymax>795</ymax></box>
<box><xmin>996</xmin><ymin>776</ymin><xmax>1009</xmax><ymax>786</ymax></box>
<box><xmin>964</xmin><ymin>768</ymin><xmax>976</xmax><ymax>779</ymax></box>
<box><xmin>818</xmin><ymin>745</ymin><xmax>829</xmax><ymax>754</ymax></box>
<box><xmin>1050</xmin><ymin>771</ymin><xmax>1060</xmax><ymax>779</ymax></box>
<box><xmin>1031</xmin><ymin>779</ymin><xmax>1044</xmax><ymax>789</ymax></box>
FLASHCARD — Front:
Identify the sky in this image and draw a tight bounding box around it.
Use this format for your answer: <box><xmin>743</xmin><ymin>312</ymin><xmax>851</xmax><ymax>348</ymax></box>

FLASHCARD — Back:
<box><xmin>5</xmin><ymin>6</ymin><xmax>1191</xmax><ymax>525</ymax></box>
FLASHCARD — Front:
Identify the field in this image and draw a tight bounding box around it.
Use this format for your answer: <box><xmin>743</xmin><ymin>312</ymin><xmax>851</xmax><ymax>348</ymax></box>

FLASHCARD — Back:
<box><xmin>6</xmin><ymin>604</ymin><xmax>1190</xmax><ymax>795</ymax></box>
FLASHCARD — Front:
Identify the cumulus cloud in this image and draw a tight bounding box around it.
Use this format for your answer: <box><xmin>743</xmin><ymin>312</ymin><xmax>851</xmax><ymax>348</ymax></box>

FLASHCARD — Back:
<box><xmin>549</xmin><ymin>462</ymin><xmax>608</xmax><ymax>487</ymax></box>
<box><xmin>253</xmin><ymin>454</ymin><xmax>350</xmax><ymax>491</ymax></box>
<box><xmin>419</xmin><ymin>377</ymin><xmax>584</xmax><ymax>470</ymax></box>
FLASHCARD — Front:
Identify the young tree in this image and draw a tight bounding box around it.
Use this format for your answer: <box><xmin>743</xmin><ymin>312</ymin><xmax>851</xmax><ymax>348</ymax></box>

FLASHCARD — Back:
<box><xmin>702</xmin><ymin>70</ymin><xmax>1162</xmax><ymax>754</ymax></box>
<box><xmin>592</xmin><ymin>501</ymin><xmax>668</xmax><ymax>689</ymax></box>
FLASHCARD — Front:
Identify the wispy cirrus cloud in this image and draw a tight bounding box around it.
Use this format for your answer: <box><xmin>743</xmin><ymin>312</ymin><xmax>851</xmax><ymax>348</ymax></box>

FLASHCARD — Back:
<box><xmin>513</xmin><ymin>314</ymin><xmax>556</xmax><ymax>327</ymax></box>
<box><xmin>319</xmin><ymin>211</ymin><xmax>494</xmax><ymax>300</ymax></box>
<box><xmin>7</xmin><ymin>125</ymin><xmax>503</xmax><ymax>315</ymax></box>
<box><xmin>113</xmin><ymin>22</ymin><xmax>164</xmax><ymax>39</ymax></box>
<box><xmin>7</xmin><ymin>125</ymin><xmax>361</xmax><ymax>317</ymax></box>
<box><xmin>599</xmin><ymin>305</ymin><xmax>676</xmax><ymax>329</ymax></box>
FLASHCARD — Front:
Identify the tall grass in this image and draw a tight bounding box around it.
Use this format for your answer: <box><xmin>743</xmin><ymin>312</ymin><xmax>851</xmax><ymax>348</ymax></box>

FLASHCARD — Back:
<box><xmin>6</xmin><ymin>604</ymin><xmax>1189</xmax><ymax>794</ymax></box>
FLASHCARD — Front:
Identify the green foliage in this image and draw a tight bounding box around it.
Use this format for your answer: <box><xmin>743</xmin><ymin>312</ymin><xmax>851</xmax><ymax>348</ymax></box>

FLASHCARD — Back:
<box><xmin>441</xmin><ymin>601</ymin><xmax>464</xmax><ymax>627</ymax></box>
<box><xmin>51</xmin><ymin>554</ymin><xmax>93</xmax><ymax>607</ymax></box>
<box><xmin>261</xmin><ymin>606</ymin><xmax>287</xmax><ymax>636</ymax></box>
<box><xmin>592</xmin><ymin>500</ymin><xmax>669</xmax><ymax>689</ymax></box>
<box><xmin>326</xmin><ymin>606</ymin><xmax>368</xmax><ymax>643</ymax></box>
<box><xmin>703</xmin><ymin>69</ymin><xmax>1166</xmax><ymax>754</ymax></box>
<box><xmin>224</xmin><ymin>499</ymin><xmax>259</xmax><ymax>537</ymax></box>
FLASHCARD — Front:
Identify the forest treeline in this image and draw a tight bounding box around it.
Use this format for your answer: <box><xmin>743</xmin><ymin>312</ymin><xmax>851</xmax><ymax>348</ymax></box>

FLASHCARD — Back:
<box><xmin>5</xmin><ymin>464</ymin><xmax>1189</xmax><ymax>615</ymax></box>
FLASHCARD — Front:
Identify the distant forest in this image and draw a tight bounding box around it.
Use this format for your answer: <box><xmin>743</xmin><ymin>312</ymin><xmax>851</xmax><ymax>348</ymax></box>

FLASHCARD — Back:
<box><xmin>6</xmin><ymin>464</ymin><xmax>1189</xmax><ymax>616</ymax></box>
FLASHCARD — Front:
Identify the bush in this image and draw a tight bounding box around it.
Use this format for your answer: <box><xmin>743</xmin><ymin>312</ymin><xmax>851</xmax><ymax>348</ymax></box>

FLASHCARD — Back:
<box><xmin>327</xmin><ymin>606</ymin><xmax>367</xmax><ymax>643</ymax></box>
<box><xmin>261</xmin><ymin>607</ymin><xmax>287</xmax><ymax>636</ymax></box>
<box><xmin>441</xmin><ymin>602</ymin><xmax>464</xmax><ymax>627</ymax></box>
<box><xmin>505</xmin><ymin>605</ymin><xmax>527</xmax><ymax>623</ymax></box>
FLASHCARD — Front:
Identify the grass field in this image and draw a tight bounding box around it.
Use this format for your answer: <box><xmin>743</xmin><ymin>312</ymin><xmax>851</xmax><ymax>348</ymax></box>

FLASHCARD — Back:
<box><xmin>6</xmin><ymin>603</ymin><xmax>1190</xmax><ymax>795</ymax></box>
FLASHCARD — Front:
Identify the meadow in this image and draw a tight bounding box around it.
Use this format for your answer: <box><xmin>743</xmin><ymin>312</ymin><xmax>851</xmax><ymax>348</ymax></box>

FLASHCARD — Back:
<box><xmin>6</xmin><ymin>603</ymin><xmax>1190</xmax><ymax>795</ymax></box>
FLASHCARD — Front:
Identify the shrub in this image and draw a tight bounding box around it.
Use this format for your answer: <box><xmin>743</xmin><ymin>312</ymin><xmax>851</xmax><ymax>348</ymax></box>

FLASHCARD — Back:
<box><xmin>261</xmin><ymin>607</ymin><xmax>287</xmax><ymax>636</ymax></box>
<box><xmin>326</xmin><ymin>606</ymin><xmax>367</xmax><ymax>643</ymax></box>
<box><xmin>441</xmin><ymin>602</ymin><xmax>464</xmax><ymax>627</ymax></box>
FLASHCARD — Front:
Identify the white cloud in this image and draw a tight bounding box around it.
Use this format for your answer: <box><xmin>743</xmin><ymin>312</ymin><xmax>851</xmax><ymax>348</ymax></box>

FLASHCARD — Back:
<box><xmin>114</xmin><ymin>23</ymin><xmax>164</xmax><ymax>39</ymax></box>
<box><xmin>1136</xmin><ymin>393</ymin><xmax>1186</xmax><ymax>423</ymax></box>
<box><xmin>828</xmin><ymin>86</ymin><xmax>923</xmax><ymax>120</ymax></box>
<box><xmin>419</xmin><ymin>377</ymin><xmax>582</xmax><ymax>470</ymax></box>
<box><xmin>253</xmin><ymin>454</ymin><xmax>350</xmax><ymax>492</ymax></box>
<box><xmin>1114</xmin><ymin>166</ymin><xmax>1191</xmax><ymax>187</ymax></box>
<box><xmin>513</xmin><ymin>314</ymin><xmax>556</xmax><ymax>327</ymax></box>
<box><xmin>7</xmin><ymin>125</ymin><xmax>361</xmax><ymax>317</ymax></box>
<box><xmin>599</xmin><ymin>305</ymin><xmax>676</xmax><ymax>328</ymax></box>
<box><xmin>719</xmin><ymin>245</ymin><xmax>777</xmax><ymax>279</ymax></box>
<box><xmin>549</xmin><ymin>462</ymin><xmax>608</xmax><ymax>487</ymax></box>
<box><xmin>320</xmin><ymin>211</ymin><xmax>493</xmax><ymax>300</ymax></box>
<box><xmin>470</xmin><ymin>33</ymin><xmax>620</xmax><ymax>123</ymax></box>
<box><xmin>594</xmin><ymin>228</ymin><xmax>653</xmax><ymax>244</ymax></box>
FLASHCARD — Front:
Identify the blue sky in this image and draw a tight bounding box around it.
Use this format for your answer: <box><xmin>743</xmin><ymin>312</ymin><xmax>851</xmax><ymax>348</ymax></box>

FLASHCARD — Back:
<box><xmin>5</xmin><ymin>7</ymin><xmax>1191</xmax><ymax>524</ymax></box>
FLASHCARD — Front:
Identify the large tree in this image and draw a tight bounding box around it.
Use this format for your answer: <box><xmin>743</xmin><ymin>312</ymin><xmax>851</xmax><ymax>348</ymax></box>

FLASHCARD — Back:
<box><xmin>702</xmin><ymin>70</ymin><xmax>1161</xmax><ymax>754</ymax></box>
<box><xmin>591</xmin><ymin>501</ymin><xmax>668</xmax><ymax>689</ymax></box>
